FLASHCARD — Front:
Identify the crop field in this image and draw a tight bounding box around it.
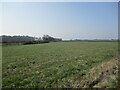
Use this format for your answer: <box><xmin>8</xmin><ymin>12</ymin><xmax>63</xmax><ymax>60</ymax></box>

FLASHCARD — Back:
<box><xmin>2</xmin><ymin>42</ymin><xmax>118</xmax><ymax>88</ymax></box>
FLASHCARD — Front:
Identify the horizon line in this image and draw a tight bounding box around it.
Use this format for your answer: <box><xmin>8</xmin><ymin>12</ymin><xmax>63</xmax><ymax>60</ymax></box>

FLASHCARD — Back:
<box><xmin>0</xmin><ymin>34</ymin><xmax>118</xmax><ymax>40</ymax></box>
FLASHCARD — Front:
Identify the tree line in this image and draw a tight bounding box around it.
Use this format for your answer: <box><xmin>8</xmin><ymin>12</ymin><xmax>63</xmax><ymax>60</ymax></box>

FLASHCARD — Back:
<box><xmin>0</xmin><ymin>35</ymin><xmax>62</xmax><ymax>45</ymax></box>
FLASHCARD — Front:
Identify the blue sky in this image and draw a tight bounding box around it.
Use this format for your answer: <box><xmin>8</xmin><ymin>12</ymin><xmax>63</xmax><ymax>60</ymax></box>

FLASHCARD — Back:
<box><xmin>1</xmin><ymin>2</ymin><xmax>118</xmax><ymax>40</ymax></box>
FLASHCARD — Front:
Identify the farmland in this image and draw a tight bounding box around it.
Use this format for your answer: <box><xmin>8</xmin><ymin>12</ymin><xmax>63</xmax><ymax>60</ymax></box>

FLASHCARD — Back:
<box><xmin>2</xmin><ymin>42</ymin><xmax>118</xmax><ymax>88</ymax></box>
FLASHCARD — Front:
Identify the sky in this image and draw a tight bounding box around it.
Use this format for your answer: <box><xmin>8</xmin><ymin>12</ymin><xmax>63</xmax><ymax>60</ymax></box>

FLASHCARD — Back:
<box><xmin>0</xmin><ymin>2</ymin><xmax>118</xmax><ymax>40</ymax></box>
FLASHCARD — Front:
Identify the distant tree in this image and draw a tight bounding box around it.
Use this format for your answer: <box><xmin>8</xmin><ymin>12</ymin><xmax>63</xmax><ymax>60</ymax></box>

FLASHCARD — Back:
<box><xmin>42</xmin><ymin>35</ymin><xmax>54</xmax><ymax>41</ymax></box>
<box><xmin>38</xmin><ymin>37</ymin><xmax>42</xmax><ymax>41</ymax></box>
<box><xmin>2</xmin><ymin>35</ymin><xmax>35</xmax><ymax>43</ymax></box>
<box><xmin>42</xmin><ymin>35</ymin><xmax>62</xmax><ymax>42</ymax></box>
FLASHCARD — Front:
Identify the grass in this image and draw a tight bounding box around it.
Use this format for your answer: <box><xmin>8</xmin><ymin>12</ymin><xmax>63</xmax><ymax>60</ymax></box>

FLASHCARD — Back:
<box><xmin>2</xmin><ymin>41</ymin><xmax>118</xmax><ymax>88</ymax></box>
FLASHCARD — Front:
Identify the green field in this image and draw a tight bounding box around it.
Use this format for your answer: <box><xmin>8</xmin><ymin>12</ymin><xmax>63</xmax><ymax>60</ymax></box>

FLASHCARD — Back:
<box><xmin>2</xmin><ymin>42</ymin><xmax>118</xmax><ymax>88</ymax></box>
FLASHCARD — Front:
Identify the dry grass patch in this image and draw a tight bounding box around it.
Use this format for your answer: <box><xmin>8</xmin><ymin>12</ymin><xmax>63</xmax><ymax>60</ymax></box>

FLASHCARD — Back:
<box><xmin>70</xmin><ymin>58</ymin><xmax>118</xmax><ymax>88</ymax></box>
